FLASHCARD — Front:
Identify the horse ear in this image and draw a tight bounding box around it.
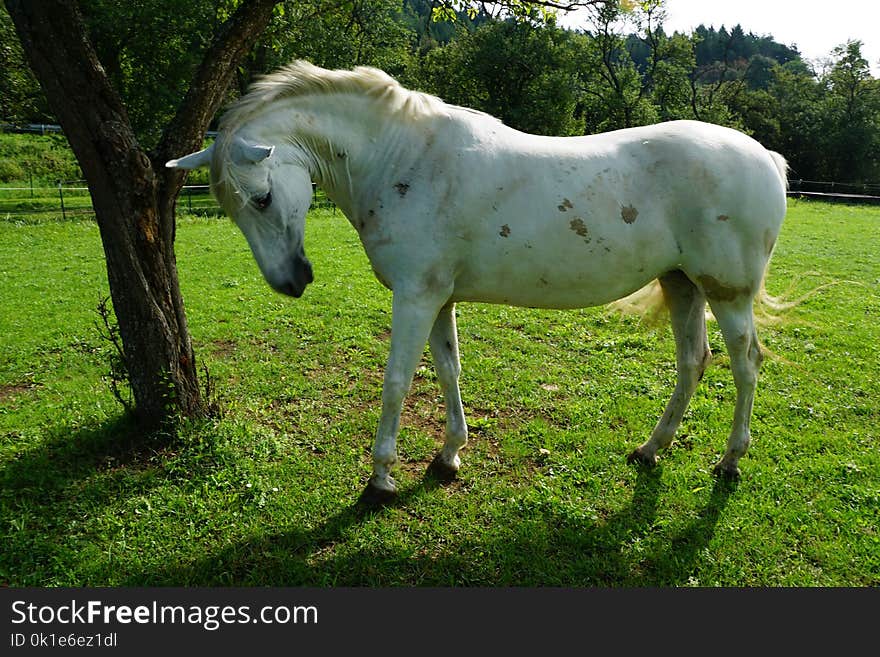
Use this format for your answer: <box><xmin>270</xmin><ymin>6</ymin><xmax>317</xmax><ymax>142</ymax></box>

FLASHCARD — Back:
<box><xmin>165</xmin><ymin>144</ymin><xmax>214</xmax><ymax>169</ymax></box>
<box><xmin>233</xmin><ymin>137</ymin><xmax>275</xmax><ymax>165</ymax></box>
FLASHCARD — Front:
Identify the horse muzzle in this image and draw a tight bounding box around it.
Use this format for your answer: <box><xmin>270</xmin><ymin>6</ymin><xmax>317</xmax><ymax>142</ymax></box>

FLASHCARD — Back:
<box><xmin>271</xmin><ymin>252</ymin><xmax>314</xmax><ymax>298</ymax></box>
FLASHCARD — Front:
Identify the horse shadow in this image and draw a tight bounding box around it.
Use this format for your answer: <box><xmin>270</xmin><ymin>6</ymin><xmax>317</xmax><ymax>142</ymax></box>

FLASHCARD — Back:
<box><xmin>2</xmin><ymin>412</ymin><xmax>736</xmax><ymax>586</ymax></box>
<box><xmin>128</xmin><ymin>463</ymin><xmax>737</xmax><ymax>587</ymax></box>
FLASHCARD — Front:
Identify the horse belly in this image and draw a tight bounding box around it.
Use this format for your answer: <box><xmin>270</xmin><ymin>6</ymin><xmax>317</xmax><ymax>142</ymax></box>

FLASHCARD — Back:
<box><xmin>451</xmin><ymin>211</ymin><xmax>677</xmax><ymax>309</ymax></box>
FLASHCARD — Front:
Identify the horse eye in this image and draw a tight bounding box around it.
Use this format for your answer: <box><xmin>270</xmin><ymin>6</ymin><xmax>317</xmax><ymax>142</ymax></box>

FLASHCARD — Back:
<box><xmin>253</xmin><ymin>191</ymin><xmax>272</xmax><ymax>210</ymax></box>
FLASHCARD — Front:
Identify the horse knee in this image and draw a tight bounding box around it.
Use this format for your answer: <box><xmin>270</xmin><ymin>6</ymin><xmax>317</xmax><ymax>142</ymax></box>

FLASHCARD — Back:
<box><xmin>381</xmin><ymin>374</ymin><xmax>410</xmax><ymax>408</ymax></box>
<box><xmin>432</xmin><ymin>337</ymin><xmax>461</xmax><ymax>380</ymax></box>
<box><xmin>730</xmin><ymin>335</ymin><xmax>763</xmax><ymax>387</ymax></box>
<box><xmin>750</xmin><ymin>338</ymin><xmax>764</xmax><ymax>368</ymax></box>
<box><xmin>682</xmin><ymin>347</ymin><xmax>711</xmax><ymax>390</ymax></box>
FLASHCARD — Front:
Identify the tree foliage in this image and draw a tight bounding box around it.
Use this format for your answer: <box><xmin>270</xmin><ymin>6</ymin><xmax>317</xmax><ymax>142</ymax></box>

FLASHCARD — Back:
<box><xmin>79</xmin><ymin>0</ymin><xmax>222</xmax><ymax>149</ymax></box>
<box><xmin>422</xmin><ymin>18</ymin><xmax>586</xmax><ymax>136</ymax></box>
<box><xmin>3</xmin><ymin>0</ymin><xmax>879</xmax><ymax>183</ymax></box>
<box><xmin>819</xmin><ymin>41</ymin><xmax>880</xmax><ymax>182</ymax></box>
<box><xmin>0</xmin><ymin>7</ymin><xmax>51</xmax><ymax>122</ymax></box>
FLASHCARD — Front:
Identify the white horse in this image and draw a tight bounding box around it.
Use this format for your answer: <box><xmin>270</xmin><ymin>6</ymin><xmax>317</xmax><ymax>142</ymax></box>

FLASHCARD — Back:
<box><xmin>168</xmin><ymin>61</ymin><xmax>788</xmax><ymax>504</ymax></box>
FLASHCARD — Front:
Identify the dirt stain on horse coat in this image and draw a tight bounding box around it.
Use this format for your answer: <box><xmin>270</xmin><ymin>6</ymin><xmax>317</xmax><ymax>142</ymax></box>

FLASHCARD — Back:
<box><xmin>569</xmin><ymin>217</ymin><xmax>589</xmax><ymax>240</ymax></box>
<box><xmin>558</xmin><ymin>198</ymin><xmax>573</xmax><ymax>211</ymax></box>
<box><xmin>394</xmin><ymin>182</ymin><xmax>409</xmax><ymax>197</ymax></box>
<box><xmin>698</xmin><ymin>274</ymin><xmax>749</xmax><ymax>301</ymax></box>
<box><xmin>620</xmin><ymin>204</ymin><xmax>639</xmax><ymax>224</ymax></box>
<box><xmin>499</xmin><ymin>224</ymin><xmax>511</xmax><ymax>237</ymax></box>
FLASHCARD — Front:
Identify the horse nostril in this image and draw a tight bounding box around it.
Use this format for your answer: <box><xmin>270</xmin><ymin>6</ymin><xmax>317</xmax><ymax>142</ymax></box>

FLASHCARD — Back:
<box><xmin>294</xmin><ymin>253</ymin><xmax>313</xmax><ymax>284</ymax></box>
<box><xmin>274</xmin><ymin>281</ymin><xmax>296</xmax><ymax>297</ymax></box>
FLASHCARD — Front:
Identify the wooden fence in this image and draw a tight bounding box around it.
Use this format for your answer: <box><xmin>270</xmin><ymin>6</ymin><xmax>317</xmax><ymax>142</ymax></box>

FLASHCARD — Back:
<box><xmin>787</xmin><ymin>179</ymin><xmax>880</xmax><ymax>204</ymax></box>
<box><xmin>0</xmin><ymin>181</ymin><xmax>334</xmax><ymax>220</ymax></box>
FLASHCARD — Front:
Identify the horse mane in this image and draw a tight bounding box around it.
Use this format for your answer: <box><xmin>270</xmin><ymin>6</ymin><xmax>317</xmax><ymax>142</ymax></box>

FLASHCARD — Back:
<box><xmin>211</xmin><ymin>61</ymin><xmax>495</xmax><ymax>210</ymax></box>
<box><xmin>218</xmin><ymin>60</ymin><xmax>445</xmax><ymax>134</ymax></box>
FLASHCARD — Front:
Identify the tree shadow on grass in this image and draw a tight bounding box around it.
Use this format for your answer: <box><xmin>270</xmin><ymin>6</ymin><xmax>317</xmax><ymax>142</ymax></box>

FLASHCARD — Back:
<box><xmin>0</xmin><ymin>414</ymin><xmax>180</xmax><ymax>585</ymax></box>
<box><xmin>1</xmin><ymin>414</ymin><xmax>176</xmax><ymax>497</ymax></box>
<box><xmin>128</xmin><ymin>465</ymin><xmax>737</xmax><ymax>587</ymax></box>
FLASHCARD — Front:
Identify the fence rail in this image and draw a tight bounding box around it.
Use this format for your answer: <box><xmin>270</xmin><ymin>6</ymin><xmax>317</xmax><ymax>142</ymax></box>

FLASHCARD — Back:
<box><xmin>2</xmin><ymin>123</ymin><xmax>218</xmax><ymax>137</ymax></box>
<box><xmin>1</xmin><ymin>123</ymin><xmax>64</xmax><ymax>135</ymax></box>
<box><xmin>787</xmin><ymin>178</ymin><xmax>880</xmax><ymax>204</ymax></box>
<box><xmin>3</xmin><ymin>175</ymin><xmax>877</xmax><ymax>222</ymax></box>
<box><xmin>0</xmin><ymin>182</ymin><xmax>221</xmax><ymax>220</ymax></box>
<box><xmin>0</xmin><ymin>180</ymin><xmax>334</xmax><ymax>220</ymax></box>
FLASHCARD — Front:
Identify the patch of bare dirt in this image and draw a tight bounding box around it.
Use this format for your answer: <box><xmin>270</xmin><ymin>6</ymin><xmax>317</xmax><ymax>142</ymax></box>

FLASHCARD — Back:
<box><xmin>0</xmin><ymin>382</ymin><xmax>40</xmax><ymax>402</ymax></box>
<box><xmin>208</xmin><ymin>338</ymin><xmax>237</xmax><ymax>358</ymax></box>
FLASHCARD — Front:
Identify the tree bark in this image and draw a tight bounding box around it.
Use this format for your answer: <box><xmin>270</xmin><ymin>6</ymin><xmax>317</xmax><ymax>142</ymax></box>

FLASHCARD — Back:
<box><xmin>6</xmin><ymin>0</ymin><xmax>279</xmax><ymax>428</ymax></box>
<box><xmin>154</xmin><ymin>0</ymin><xmax>280</xmax><ymax>246</ymax></box>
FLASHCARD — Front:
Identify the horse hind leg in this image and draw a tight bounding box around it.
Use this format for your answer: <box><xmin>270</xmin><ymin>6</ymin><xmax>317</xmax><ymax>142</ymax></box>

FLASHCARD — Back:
<box><xmin>706</xmin><ymin>294</ymin><xmax>764</xmax><ymax>480</ymax></box>
<box><xmin>426</xmin><ymin>303</ymin><xmax>468</xmax><ymax>481</ymax></box>
<box><xmin>628</xmin><ymin>271</ymin><xmax>711</xmax><ymax>467</ymax></box>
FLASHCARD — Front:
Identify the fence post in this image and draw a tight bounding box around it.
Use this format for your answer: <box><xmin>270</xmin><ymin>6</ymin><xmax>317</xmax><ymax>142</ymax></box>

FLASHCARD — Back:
<box><xmin>57</xmin><ymin>181</ymin><xmax>66</xmax><ymax>221</ymax></box>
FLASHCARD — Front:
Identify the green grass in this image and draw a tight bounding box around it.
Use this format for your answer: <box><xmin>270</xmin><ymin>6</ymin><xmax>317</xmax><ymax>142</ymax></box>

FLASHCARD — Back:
<box><xmin>0</xmin><ymin>132</ymin><xmax>218</xmax><ymax>220</ymax></box>
<box><xmin>0</xmin><ymin>200</ymin><xmax>878</xmax><ymax>586</ymax></box>
<box><xmin>0</xmin><ymin>132</ymin><xmax>83</xmax><ymax>183</ymax></box>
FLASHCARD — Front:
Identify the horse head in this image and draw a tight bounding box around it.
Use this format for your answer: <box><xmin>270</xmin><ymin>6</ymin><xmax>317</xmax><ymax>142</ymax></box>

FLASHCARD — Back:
<box><xmin>167</xmin><ymin>135</ymin><xmax>314</xmax><ymax>297</ymax></box>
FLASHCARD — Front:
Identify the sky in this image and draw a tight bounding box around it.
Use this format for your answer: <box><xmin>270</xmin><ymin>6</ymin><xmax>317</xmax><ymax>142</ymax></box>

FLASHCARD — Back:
<box><xmin>559</xmin><ymin>0</ymin><xmax>880</xmax><ymax>76</ymax></box>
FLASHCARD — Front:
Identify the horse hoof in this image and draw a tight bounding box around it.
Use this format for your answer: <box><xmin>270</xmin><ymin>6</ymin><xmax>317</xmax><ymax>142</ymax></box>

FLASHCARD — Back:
<box><xmin>426</xmin><ymin>454</ymin><xmax>459</xmax><ymax>482</ymax></box>
<box><xmin>627</xmin><ymin>447</ymin><xmax>657</xmax><ymax>467</ymax></box>
<box><xmin>712</xmin><ymin>462</ymin><xmax>741</xmax><ymax>481</ymax></box>
<box><xmin>357</xmin><ymin>480</ymin><xmax>398</xmax><ymax>508</ymax></box>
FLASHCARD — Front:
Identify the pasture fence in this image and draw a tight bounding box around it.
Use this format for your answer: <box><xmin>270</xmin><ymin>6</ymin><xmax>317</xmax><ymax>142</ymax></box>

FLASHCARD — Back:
<box><xmin>0</xmin><ymin>180</ymin><xmax>335</xmax><ymax>221</ymax></box>
<box><xmin>4</xmin><ymin>123</ymin><xmax>878</xmax><ymax>205</ymax></box>
<box><xmin>1</xmin><ymin>123</ymin><xmax>65</xmax><ymax>135</ymax></box>
<box><xmin>788</xmin><ymin>179</ymin><xmax>880</xmax><ymax>204</ymax></box>
<box><xmin>2</xmin><ymin>123</ymin><xmax>219</xmax><ymax>138</ymax></box>
<box><xmin>1</xmin><ymin>177</ymin><xmax>877</xmax><ymax>223</ymax></box>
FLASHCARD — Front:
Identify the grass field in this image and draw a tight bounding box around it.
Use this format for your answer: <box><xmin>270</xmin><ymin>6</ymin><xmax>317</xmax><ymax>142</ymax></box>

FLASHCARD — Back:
<box><xmin>0</xmin><ymin>200</ymin><xmax>878</xmax><ymax>586</ymax></box>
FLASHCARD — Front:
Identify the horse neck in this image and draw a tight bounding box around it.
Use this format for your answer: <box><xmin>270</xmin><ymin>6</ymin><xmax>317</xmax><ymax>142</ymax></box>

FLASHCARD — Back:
<box><xmin>255</xmin><ymin>95</ymin><xmax>428</xmax><ymax>218</ymax></box>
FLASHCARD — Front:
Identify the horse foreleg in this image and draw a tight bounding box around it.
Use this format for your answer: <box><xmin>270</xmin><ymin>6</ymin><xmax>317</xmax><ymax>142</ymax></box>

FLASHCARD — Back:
<box><xmin>360</xmin><ymin>291</ymin><xmax>446</xmax><ymax>505</ymax></box>
<box><xmin>426</xmin><ymin>303</ymin><xmax>468</xmax><ymax>481</ymax></box>
<box><xmin>629</xmin><ymin>271</ymin><xmax>711</xmax><ymax>467</ymax></box>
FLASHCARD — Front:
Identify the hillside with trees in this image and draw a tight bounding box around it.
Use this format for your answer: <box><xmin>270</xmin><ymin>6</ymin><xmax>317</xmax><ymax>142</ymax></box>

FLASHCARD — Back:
<box><xmin>3</xmin><ymin>1</ymin><xmax>878</xmax><ymax>184</ymax></box>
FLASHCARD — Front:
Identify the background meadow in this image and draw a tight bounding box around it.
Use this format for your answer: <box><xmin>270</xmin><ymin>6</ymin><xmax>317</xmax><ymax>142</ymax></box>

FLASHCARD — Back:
<box><xmin>0</xmin><ymin>200</ymin><xmax>877</xmax><ymax>586</ymax></box>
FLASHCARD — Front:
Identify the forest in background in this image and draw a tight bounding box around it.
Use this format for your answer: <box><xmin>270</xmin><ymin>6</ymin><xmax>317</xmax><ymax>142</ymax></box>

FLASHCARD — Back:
<box><xmin>2</xmin><ymin>0</ymin><xmax>878</xmax><ymax>184</ymax></box>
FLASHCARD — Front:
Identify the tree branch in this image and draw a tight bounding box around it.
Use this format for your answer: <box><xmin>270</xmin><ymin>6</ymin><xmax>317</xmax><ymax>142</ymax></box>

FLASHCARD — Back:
<box><xmin>155</xmin><ymin>0</ymin><xmax>281</xmax><ymax>180</ymax></box>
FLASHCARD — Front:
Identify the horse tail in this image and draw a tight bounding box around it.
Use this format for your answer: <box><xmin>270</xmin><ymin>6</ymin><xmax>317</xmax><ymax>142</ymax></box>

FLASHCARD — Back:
<box><xmin>606</xmin><ymin>280</ymin><xmax>667</xmax><ymax>325</ymax></box>
<box><xmin>754</xmin><ymin>149</ymin><xmax>791</xmax><ymax>322</ymax></box>
<box><xmin>768</xmin><ymin>150</ymin><xmax>789</xmax><ymax>191</ymax></box>
<box><xmin>607</xmin><ymin>275</ymin><xmax>796</xmax><ymax>328</ymax></box>
<box><xmin>757</xmin><ymin>149</ymin><xmax>852</xmax><ymax>325</ymax></box>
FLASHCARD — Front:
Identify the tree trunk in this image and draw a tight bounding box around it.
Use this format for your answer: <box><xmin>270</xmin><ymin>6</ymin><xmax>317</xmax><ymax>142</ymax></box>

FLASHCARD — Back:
<box><xmin>6</xmin><ymin>0</ymin><xmax>279</xmax><ymax>428</ymax></box>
